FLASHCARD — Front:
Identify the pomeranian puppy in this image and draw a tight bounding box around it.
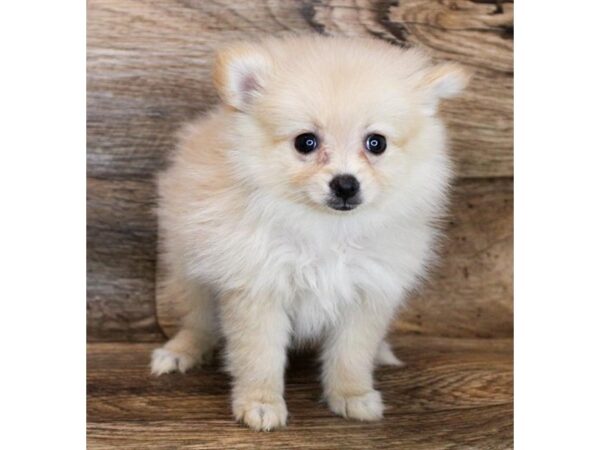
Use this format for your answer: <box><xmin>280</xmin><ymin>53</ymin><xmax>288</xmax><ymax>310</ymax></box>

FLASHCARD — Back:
<box><xmin>151</xmin><ymin>35</ymin><xmax>467</xmax><ymax>431</ymax></box>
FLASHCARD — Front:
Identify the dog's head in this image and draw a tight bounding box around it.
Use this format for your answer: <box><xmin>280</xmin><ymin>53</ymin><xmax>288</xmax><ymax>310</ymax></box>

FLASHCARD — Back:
<box><xmin>213</xmin><ymin>36</ymin><xmax>468</xmax><ymax>214</ymax></box>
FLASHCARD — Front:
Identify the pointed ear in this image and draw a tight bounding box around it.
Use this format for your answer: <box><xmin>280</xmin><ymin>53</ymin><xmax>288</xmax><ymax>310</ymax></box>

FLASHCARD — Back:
<box><xmin>419</xmin><ymin>63</ymin><xmax>470</xmax><ymax>115</ymax></box>
<box><xmin>213</xmin><ymin>43</ymin><xmax>272</xmax><ymax>111</ymax></box>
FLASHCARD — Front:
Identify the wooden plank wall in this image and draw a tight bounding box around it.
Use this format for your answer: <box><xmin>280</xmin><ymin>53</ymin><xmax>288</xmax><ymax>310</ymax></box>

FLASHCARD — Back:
<box><xmin>87</xmin><ymin>0</ymin><xmax>513</xmax><ymax>341</ymax></box>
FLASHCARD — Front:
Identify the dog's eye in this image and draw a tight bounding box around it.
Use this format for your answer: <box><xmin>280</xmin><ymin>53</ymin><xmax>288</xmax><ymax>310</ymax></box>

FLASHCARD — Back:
<box><xmin>294</xmin><ymin>133</ymin><xmax>319</xmax><ymax>154</ymax></box>
<box><xmin>365</xmin><ymin>134</ymin><xmax>387</xmax><ymax>155</ymax></box>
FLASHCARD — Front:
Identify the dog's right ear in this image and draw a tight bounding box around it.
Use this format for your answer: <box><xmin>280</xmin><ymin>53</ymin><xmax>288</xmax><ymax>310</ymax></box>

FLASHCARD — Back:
<box><xmin>213</xmin><ymin>43</ymin><xmax>272</xmax><ymax>112</ymax></box>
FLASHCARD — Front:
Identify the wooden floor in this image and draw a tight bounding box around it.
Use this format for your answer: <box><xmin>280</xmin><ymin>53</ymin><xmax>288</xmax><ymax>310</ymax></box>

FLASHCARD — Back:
<box><xmin>87</xmin><ymin>336</ymin><xmax>513</xmax><ymax>449</ymax></box>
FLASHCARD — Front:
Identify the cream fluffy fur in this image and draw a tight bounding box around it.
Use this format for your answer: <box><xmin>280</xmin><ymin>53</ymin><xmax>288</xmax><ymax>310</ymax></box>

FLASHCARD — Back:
<box><xmin>151</xmin><ymin>35</ymin><xmax>467</xmax><ymax>431</ymax></box>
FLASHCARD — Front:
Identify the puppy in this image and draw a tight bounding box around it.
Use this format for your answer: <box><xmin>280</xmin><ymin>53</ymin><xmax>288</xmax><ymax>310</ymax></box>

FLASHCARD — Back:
<box><xmin>151</xmin><ymin>35</ymin><xmax>467</xmax><ymax>431</ymax></box>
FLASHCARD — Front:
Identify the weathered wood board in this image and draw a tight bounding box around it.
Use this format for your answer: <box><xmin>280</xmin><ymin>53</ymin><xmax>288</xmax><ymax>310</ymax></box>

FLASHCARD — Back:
<box><xmin>156</xmin><ymin>177</ymin><xmax>513</xmax><ymax>339</ymax></box>
<box><xmin>87</xmin><ymin>178</ymin><xmax>163</xmax><ymax>341</ymax></box>
<box><xmin>396</xmin><ymin>177</ymin><xmax>513</xmax><ymax>337</ymax></box>
<box><xmin>87</xmin><ymin>337</ymin><xmax>513</xmax><ymax>449</ymax></box>
<box><xmin>87</xmin><ymin>0</ymin><xmax>513</xmax><ymax>341</ymax></box>
<box><xmin>87</xmin><ymin>0</ymin><xmax>512</xmax><ymax>180</ymax></box>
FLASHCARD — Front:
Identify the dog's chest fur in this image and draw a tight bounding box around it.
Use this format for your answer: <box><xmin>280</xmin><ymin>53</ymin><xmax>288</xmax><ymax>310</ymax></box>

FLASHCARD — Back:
<box><xmin>246</xmin><ymin>212</ymin><xmax>430</xmax><ymax>341</ymax></box>
<box><xmin>185</xmin><ymin>194</ymin><xmax>434</xmax><ymax>343</ymax></box>
<box><xmin>285</xmin><ymin>231</ymin><xmax>370</xmax><ymax>340</ymax></box>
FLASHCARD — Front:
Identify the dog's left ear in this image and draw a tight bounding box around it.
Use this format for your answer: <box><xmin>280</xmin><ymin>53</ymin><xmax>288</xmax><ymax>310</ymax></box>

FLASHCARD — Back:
<box><xmin>419</xmin><ymin>63</ymin><xmax>470</xmax><ymax>116</ymax></box>
<box><xmin>213</xmin><ymin>43</ymin><xmax>272</xmax><ymax>112</ymax></box>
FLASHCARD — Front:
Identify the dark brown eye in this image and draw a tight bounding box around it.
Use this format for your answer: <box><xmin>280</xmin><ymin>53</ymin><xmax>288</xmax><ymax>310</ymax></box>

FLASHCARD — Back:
<box><xmin>294</xmin><ymin>133</ymin><xmax>319</xmax><ymax>154</ymax></box>
<box><xmin>365</xmin><ymin>134</ymin><xmax>387</xmax><ymax>155</ymax></box>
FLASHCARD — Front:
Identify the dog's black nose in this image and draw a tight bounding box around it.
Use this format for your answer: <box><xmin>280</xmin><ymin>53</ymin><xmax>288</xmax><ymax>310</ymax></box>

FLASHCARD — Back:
<box><xmin>329</xmin><ymin>174</ymin><xmax>360</xmax><ymax>200</ymax></box>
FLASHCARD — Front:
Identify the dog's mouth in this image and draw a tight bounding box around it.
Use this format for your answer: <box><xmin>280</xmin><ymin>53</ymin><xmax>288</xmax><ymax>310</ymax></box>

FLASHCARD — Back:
<box><xmin>326</xmin><ymin>198</ymin><xmax>361</xmax><ymax>212</ymax></box>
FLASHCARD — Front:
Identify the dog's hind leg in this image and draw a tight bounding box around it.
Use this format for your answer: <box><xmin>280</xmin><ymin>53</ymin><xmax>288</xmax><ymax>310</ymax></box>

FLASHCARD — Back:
<box><xmin>151</xmin><ymin>275</ymin><xmax>219</xmax><ymax>376</ymax></box>
<box><xmin>375</xmin><ymin>339</ymin><xmax>405</xmax><ymax>367</ymax></box>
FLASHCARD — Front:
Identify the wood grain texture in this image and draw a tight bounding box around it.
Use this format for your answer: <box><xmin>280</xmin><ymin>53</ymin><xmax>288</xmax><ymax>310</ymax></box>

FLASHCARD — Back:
<box><xmin>87</xmin><ymin>177</ymin><xmax>164</xmax><ymax>341</ymax></box>
<box><xmin>88</xmin><ymin>337</ymin><xmax>513</xmax><ymax>449</ymax></box>
<box><xmin>395</xmin><ymin>177</ymin><xmax>513</xmax><ymax>337</ymax></box>
<box><xmin>157</xmin><ymin>177</ymin><xmax>513</xmax><ymax>339</ymax></box>
<box><xmin>87</xmin><ymin>0</ymin><xmax>513</xmax><ymax>341</ymax></box>
<box><xmin>87</xmin><ymin>0</ymin><xmax>512</xmax><ymax>180</ymax></box>
<box><xmin>87</xmin><ymin>0</ymin><xmax>314</xmax><ymax>181</ymax></box>
<box><xmin>308</xmin><ymin>0</ymin><xmax>514</xmax><ymax>178</ymax></box>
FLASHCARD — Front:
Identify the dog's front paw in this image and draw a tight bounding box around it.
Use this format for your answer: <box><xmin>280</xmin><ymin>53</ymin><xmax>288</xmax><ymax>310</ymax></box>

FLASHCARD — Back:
<box><xmin>233</xmin><ymin>392</ymin><xmax>288</xmax><ymax>431</ymax></box>
<box><xmin>150</xmin><ymin>348</ymin><xmax>196</xmax><ymax>375</ymax></box>
<box><xmin>327</xmin><ymin>389</ymin><xmax>384</xmax><ymax>421</ymax></box>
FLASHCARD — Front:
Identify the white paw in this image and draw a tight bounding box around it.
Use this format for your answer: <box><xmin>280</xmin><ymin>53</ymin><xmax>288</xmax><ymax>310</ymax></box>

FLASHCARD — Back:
<box><xmin>375</xmin><ymin>340</ymin><xmax>405</xmax><ymax>367</ymax></box>
<box><xmin>150</xmin><ymin>348</ymin><xmax>197</xmax><ymax>375</ymax></box>
<box><xmin>327</xmin><ymin>390</ymin><xmax>384</xmax><ymax>421</ymax></box>
<box><xmin>233</xmin><ymin>394</ymin><xmax>288</xmax><ymax>431</ymax></box>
